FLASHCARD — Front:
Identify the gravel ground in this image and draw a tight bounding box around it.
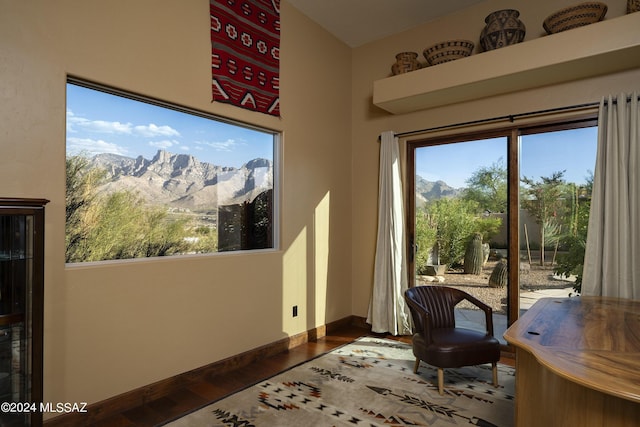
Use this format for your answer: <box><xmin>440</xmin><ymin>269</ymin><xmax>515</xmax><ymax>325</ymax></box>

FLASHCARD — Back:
<box><xmin>416</xmin><ymin>260</ymin><xmax>576</xmax><ymax>314</ymax></box>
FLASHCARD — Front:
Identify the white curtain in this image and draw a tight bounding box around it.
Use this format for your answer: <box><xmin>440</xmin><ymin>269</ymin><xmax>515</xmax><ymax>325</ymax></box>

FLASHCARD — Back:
<box><xmin>367</xmin><ymin>131</ymin><xmax>412</xmax><ymax>335</ymax></box>
<box><xmin>582</xmin><ymin>92</ymin><xmax>640</xmax><ymax>299</ymax></box>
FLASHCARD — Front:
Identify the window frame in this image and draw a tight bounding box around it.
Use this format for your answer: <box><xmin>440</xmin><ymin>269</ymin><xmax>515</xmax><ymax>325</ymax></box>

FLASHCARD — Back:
<box><xmin>405</xmin><ymin>113</ymin><xmax>597</xmax><ymax>334</ymax></box>
<box><xmin>65</xmin><ymin>77</ymin><xmax>281</xmax><ymax>265</ymax></box>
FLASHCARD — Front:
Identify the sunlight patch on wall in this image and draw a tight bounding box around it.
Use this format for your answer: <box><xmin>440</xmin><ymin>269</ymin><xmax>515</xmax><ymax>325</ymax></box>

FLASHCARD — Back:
<box><xmin>314</xmin><ymin>192</ymin><xmax>330</xmax><ymax>325</ymax></box>
<box><xmin>282</xmin><ymin>227</ymin><xmax>307</xmax><ymax>332</ymax></box>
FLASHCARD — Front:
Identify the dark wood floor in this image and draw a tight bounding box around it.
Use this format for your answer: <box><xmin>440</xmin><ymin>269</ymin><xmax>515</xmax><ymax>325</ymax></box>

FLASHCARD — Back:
<box><xmin>56</xmin><ymin>325</ymin><xmax>512</xmax><ymax>426</ymax></box>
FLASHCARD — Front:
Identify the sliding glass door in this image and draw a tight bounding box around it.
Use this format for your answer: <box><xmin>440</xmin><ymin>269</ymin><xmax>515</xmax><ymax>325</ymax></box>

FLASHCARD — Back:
<box><xmin>407</xmin><ymin>118</ymin><xmax>597</xmax><ymax>345</ymax></box>
<box><xmin>518</xmin><ymin>126</ymin><xmax>597</xmax><ymax>312</ymax></box>
<box><xmin>409</xmin><ymin>133</ymin><xmax>510</xmax><ymax>343</ymax></box>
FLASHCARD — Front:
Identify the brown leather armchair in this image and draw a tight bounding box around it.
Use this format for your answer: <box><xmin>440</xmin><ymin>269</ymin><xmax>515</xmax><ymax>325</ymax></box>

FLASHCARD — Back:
<box><xmin>404</xmin><ymin>285</ymin><xmax>500</xmax><ymax>395</ymax></box>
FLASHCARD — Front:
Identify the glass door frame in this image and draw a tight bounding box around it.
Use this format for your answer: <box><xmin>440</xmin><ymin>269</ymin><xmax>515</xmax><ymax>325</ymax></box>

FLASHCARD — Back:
<box><xmin>405</xmin><ymin>115</ymin><xmax>597</xmax><ymax>349</ymax></box>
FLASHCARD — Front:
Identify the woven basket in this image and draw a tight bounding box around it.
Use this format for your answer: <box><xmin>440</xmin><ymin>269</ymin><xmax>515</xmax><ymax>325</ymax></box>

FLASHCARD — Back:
<box><xmin>422</xmin><ymin>40</ymin><xmax>474</xmax><ymax>66</ymax></box>
<box><xmin>543</xmin><ymin>2</ymin><xmax>607</xmax><ymax>34</ymax></box>
<box><xmin>391</xmin><ymin>52</ymin><xmax>420</xmax><ymax>75</ymax></box>
<box><xmin>628</xmin><ymin>0</ymin><xmax>640</xmax><ymax>13</ymax></box>
<box><xmin>395</xmin><ymin>51</ymin><xmax>418</xmax><ymax>61</ymax></box>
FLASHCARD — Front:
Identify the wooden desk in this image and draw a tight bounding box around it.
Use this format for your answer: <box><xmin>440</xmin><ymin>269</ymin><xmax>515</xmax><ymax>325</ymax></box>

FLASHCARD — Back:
<box><xmin>504</xmin><ymin>296</ymin><xmax>640</xmax><ymax>427</ymax></box>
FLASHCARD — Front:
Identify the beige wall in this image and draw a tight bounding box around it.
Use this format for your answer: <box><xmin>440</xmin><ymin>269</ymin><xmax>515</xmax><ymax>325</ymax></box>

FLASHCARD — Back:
<box><xmin>350</xmin><ymin>0</ymin><xmax>640</xmax><ymax>316</ymax></box>
<box><xmin>2</xmin><ymin>0</ymin><xmax>639</xmax><ymax>414</ymax></box>
<box><xmin>0</xmin><ymin>0</ymin><xmax>352</xmax><ymax>410</ymax></box>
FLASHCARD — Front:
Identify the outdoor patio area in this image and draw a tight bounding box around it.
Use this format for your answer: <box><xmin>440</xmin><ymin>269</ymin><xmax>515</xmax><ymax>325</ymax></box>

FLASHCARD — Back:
<box><xmin>455</xmin><ymin>286</ymin><xmax>575</xmax><ymax>345</ymax></box>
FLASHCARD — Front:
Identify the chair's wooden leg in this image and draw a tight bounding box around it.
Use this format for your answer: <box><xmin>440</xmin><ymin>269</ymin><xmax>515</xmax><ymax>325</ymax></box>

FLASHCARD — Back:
<box><xmin>413</xmin><ymin>358</ymin><xmax>420</xmax><ymax>373</ymax></box>
<box><xmin>438</xmin><ymin>368</ymin><xmax>444</xmax><ymax>395</ymax></box>
<box><xmin>492</xmin><ymin>362</ymin><xmax>498</xmax><ymax>387</ymax></box>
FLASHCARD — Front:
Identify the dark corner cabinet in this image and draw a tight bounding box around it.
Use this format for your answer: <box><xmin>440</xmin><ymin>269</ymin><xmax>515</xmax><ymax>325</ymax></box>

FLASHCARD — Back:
<box><xmin>0</xmin><ymin>198</ymin><xmax>47</xmax><ymax>427</ymax></box>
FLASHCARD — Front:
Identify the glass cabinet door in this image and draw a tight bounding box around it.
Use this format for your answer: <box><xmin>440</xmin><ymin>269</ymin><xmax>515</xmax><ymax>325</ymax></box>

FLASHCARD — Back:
<box><xmin>0</xmin><ymin>199</ymin><xmax>47</xmax><ymax>427</ymax></box>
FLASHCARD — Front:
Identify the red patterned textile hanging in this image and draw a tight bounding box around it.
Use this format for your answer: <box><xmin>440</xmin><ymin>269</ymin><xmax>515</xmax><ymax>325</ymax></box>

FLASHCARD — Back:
<box><xmin>210</xmin><ymin>0</ymin><xmax>280</xmax><ymax>116</ymax></box>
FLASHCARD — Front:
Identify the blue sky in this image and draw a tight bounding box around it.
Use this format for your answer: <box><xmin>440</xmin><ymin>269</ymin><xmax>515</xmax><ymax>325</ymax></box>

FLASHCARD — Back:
<box><xmin>416</xmin><ymin>127</ymin><xmax>597</xmax><ymax>188</ymax></box>
<box><xmin>66</xmin><ymin>83</ymin><xmax>274</xmax><ymax>168</ymax></box>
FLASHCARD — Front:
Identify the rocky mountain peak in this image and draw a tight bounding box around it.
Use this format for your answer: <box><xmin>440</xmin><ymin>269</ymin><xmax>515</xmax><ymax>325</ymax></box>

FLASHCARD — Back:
<box><xmin>415</xmin><ymin>176</ymin><xmax>462</xmax><ymax>207</ymax></box>
<box><xmin>89</xmin><ymin>150</ymin><xmax>273</xmax><ymax>212</ymax></box>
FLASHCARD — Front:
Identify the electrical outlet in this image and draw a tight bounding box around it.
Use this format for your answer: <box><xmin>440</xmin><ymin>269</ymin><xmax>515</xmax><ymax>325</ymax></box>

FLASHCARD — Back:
<box><xmin>292</xmin><ymin>305</ymin><xmax>298</xmax><ymax>317</ymax></box>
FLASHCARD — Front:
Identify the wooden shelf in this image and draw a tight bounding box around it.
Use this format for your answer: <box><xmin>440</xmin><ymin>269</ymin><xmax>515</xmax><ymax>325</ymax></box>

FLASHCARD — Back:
<box><xmin>373</xmin><ymin>13</ymin><xmax>640</xmax><ymax>114</ymax></box>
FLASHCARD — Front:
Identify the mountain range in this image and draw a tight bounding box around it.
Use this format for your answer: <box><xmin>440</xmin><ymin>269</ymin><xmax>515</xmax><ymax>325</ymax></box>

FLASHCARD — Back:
<box><xmin>415</xmin><ymin>175</ymin><xmax>462</xmax><ymax>206</ymax></box>
<box><xmin>89</xmin><ymin>149</ymin><xmax>457</xmax><ymax>212</ymax></box>
<box><xmin>90</xmin><ymin>150</ymin><xmax>273</xmax><ymax>212</ymax></box>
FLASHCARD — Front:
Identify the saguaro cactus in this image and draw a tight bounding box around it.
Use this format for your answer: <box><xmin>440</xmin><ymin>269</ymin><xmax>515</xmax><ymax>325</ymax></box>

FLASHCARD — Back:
<box><xmin>489</xmin><ymin>259</ymin><xmax>508</xmax><ymax>288</ymax></box>
<box><xmin>463</xmin><ymin>232</ymin><xmax>484</xmax><ymax>275</ymax></box>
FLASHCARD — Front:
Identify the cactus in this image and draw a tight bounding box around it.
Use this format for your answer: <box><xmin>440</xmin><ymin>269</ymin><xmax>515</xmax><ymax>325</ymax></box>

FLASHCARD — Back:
<box><xmin>489</xmin><ymin>259</ymin><xmax>508</xmax><ymax>288</ymax></box>
<box><xmin>463</xmin><ymin>232</ymin><xmax>484</xmax><ymax>275</ymax></box>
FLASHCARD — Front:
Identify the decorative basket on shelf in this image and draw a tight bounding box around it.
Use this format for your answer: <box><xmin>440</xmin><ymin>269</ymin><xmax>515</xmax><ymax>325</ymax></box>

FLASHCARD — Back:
<box><xmin>422</xmin><ymin>40</ymin><xmax>474</xmax><ymax>66</ymax></box>
<box><xmin>628</xmin><ymin>0</ymin><xmax>640</xmax><ymax>13</ymax></box>
<box><xmin>391</xmin><ymin>51</ymin><xmax>420</xmax><ymax>75</ymax></box>
<box><xmin>479</xmin><ymin>9</ymin><xmax>526</xmax><ymax>51</ymax></box>
<box><xmin>543</xmin><ymin>2</ymin><xmax>607</xmax><ymax>34</ymax></box>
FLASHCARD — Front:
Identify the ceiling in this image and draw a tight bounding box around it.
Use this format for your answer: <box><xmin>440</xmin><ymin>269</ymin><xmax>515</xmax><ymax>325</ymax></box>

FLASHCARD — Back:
<box><xmin>287</xmin><ymin>0</ymin><xmax>487</xmax><ymax>47</ymax></box>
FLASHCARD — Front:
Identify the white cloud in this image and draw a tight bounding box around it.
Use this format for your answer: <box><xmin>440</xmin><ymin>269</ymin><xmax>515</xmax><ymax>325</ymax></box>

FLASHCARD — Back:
<box><xmin>66</xmin><ymin>137</ymin><xmax>129</xmax><ymax>157</ymax></box>
<box><xmin>66</xmin><ymin>109</ymin><xmax>88</xmax><ymax>133</ymax></box>
<box><xmin>148</xmin><ymin>139</ymin><xmax>179</xmax><ymax>150</ymax></box>
<box><xmin>195</xmin><ymin>139</ymin><xmax>242</xmax><ymax>152</ymax></box>
<box><xmin>91</xmin><ymin>120</ymin><xmax>133</xmax><ymax>134</ymax></box>
<box><xmin>66</xmin><ymin>109</ymin><xmax>133</xmax><ymax>134</ymax></box>
<box><xmin>134</xmin><ymin>123</ymin><xmax>180</xmax><ymax>137</ymax></box>
<box><xmin>66</xmin><ymin>110</ymin><xmax>179</xmax><ymax>138</ymax></box>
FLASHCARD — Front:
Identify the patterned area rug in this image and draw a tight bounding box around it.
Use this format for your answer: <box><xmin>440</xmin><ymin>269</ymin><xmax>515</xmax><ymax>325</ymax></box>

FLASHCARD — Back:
<box><xmin>165</xmin><ymin>337</ymin><xmax>515</xmax><ymax>426</ymax></box>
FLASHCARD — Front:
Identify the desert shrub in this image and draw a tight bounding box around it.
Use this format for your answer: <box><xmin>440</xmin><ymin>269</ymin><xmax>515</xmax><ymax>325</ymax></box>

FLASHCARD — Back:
<box><xmin>415</xmin><ymin>209</ymin><xmax>438</xmax><ymax>274</ymax></box>
<box><xmin>65</xmin><ymin>155</ymin><xmax>203</xmax><ymax>262</ymax></box>
<box><xmin>416</xmin><ymin>198</ymin><xmax>502</xmax><ymax>269</ymax></box>
<box><xmin>554</xmin><ymin>187</ymin><xmax>591</xmax><ymax>294</ymax></box>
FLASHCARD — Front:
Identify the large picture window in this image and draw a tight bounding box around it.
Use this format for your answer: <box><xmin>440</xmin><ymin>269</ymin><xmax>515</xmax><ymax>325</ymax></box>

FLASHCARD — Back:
<box><xmin>65</xmin><ymin>79</ymin><xmax>278</xmax><ymax>263</ymax></box>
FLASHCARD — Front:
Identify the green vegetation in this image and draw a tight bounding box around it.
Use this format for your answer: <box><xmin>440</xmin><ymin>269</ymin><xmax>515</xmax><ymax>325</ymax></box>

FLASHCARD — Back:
<box><xmin>461</xmin><ymin>159</ymin><xmax>507</xmax><ymax>213</ymax></box>
<box><xmin>463</xmin><ymin>232</ymin><xmax>485</xmax><ymax>275</ymax></box>
<box><xmin>415</xmin><ymin>159</ymin><xmax>506</xmax><ymax>274</ymax></box>
<box><xmin>553</xmin><ymin>177</ymin><xmax>592</xmax><ymax>294</ymax></box>
<box><xmin>65</xmin><ymin>155</ymin><xmax>217</xmax><ymax>263</ymax></box>
<box><xmin>488</xmin><ymin>258</ymin><xmax>508</xmax><ymax>288</ymax></box>
<box><xmin>414</xmin><ymin>208</ymin><xmax>438</xmax><ymax>274</ymax></box>
<box><xmin>415</xmin><ymin>160</ymin><xmax>591</xmax><ymax>287</ymax></box>
<box><xmin>520</xmin><ymin>171</ymin><xmax>567</xmax><ymax>265</ymax></box>
<box><xmin>415</xmin><ymin>198</ymin><xmax>501</xmax><ymax>272</ymax></box>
